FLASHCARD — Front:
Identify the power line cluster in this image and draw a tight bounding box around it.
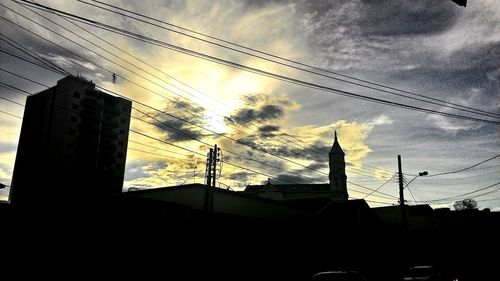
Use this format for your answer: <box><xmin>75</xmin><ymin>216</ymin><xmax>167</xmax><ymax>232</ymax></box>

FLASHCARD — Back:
<box><xmin>11</xmin><ymin>0</ymin><xmax>500</xmax><ymax>125</ymax></box>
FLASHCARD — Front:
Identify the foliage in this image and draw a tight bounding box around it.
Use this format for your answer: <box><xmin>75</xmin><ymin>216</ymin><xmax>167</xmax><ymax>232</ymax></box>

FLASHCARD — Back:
<box><xmin>453</xmin><ymin>198</ymin><xmax>478</xmax><ymax>211</ymax></box>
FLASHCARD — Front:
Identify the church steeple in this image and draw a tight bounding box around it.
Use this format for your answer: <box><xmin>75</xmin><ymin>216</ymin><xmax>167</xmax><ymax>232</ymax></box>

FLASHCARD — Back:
<box><xmin>330</xmin><ymin>130</ymin><xmax>344</xmax><ymax>155</ymax></box>
<box><xmin>328</xmin><ymin>130</ymin><xmax>348</xmax><ymax>200</ymax></box>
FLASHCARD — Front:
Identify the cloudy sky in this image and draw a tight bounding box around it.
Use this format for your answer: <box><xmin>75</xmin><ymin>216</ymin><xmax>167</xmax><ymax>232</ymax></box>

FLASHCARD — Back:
<box><xmin>0</xmin><ymin>0</ymin><xmax>499</xmax><ymax>210</ymax></box>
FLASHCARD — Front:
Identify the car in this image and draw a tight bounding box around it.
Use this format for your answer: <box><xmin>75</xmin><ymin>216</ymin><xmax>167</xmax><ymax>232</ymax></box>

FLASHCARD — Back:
<box><xmin>402</xmin><ymin>265</ymin><xmax>442</xmax><ymax>281</ymax></box>
<box><xmin>311</xmin><ymin>271</ymin><xmax>368</xmax><ymax>281</ymax></box>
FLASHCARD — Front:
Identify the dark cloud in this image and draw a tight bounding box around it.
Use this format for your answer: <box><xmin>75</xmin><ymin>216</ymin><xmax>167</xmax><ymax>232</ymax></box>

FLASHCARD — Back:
<box><xmin>147</xmin><ymin>99</ymin><xmax>209</xmax><ymax>142</ymax></box>
<box><xmin>124</xmin><ymin>160</ymin><xmax>167</xmax><ymax>181</ymax></box>
<box><xmin>153</xmin><ymin>118</ymin><xmax>206</xmax><ymax>142</ymax></box>
<box><xmin>258</xmin><ymin>125</ymin><xmax>280</xmax><ymax>133</ymax></box>
<box><xmin>273</xmin><ymin>174</ymin><xmax>312</xmax><ymax>184</ymax></box>
<box><xmin>226</xmin><ymin>171</ymin><xmax>253</xmax><ymax>182</ymax></box>
<box><xmin>289</xmin><ymin>162</ymin><xmax>329</xmax><ymax>182</ymax></box>
<box><xmin>171</xmin><ymin>99</ymin><xmax>206</xmax><ymax>114</ymax></box>
<box><xmin>257</xmin><ymin>125</ymin><xmax>280</xmax><ymax>137</ymax></box>
<box><xmin>0</xmin><ymin>9</ymin><xmax>110</xmax><ymax>83</ymax></box>
<box><xmin>358</xmin><ymin>0</ymin><xmax>458</xmax><ymax>36</ymax></box>
<box><xmin>305</xmin><ymin>162</ymin><xmax>327</xmax><ymax>172</ymax></box>
<box><xmin>227</xmin><ymin>104</ymin><xmax>284</xmax><ymax>125</ymax></box>
<box><xmin>386</xmin><ymin>41</ymin><xmax>500</xmax><ymax>114</ymax></box>
<box><xmin>241</xmin><ymin>94</ymin><xmax>264</xmax><ymax>105</ymax></box>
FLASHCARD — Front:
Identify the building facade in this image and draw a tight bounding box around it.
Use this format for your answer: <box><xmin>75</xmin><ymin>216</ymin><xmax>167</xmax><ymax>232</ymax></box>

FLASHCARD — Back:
<box><xmin>10</xmin><ymin>76</ymin><xmax>131</xmax><ymax>206</ymax></box>
<box><xmin>244</xmin><ymin>131</ymin><xmax>349</xmax><ymax>201</ymax></box>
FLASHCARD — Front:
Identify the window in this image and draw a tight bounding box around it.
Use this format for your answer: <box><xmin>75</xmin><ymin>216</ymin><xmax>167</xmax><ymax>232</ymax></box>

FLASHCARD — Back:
<box><xmin>118</xmin><ymin>140</ymin><xmax>124</xmax><ymax>147</ymax></box>
<box><xmin>119</xmin><ymin>129</ymin><xmax>125</xmax><ymax>135</ymax></box>
<box><xmin>73</xmin><ymin>92</ymin><xmax>81</xmax><ymax>98</ymax></box>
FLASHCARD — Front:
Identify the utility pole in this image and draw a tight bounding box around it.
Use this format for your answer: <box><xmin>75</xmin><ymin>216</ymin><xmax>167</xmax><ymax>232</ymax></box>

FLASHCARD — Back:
<box><xmin>398</xmin><ymin>155</ymin><xmax>407</xmax><ymax>228</ymax></box>
<box><xmin>212</xmin><ymin>144</ymin><xmax>217</xmax><ymax>187</ymax></box>
<box><xmin>204</xmin><ymin>145</ymin><xmax>222</xmax><ymax>213</ymax></box>
<box><xmin>210</xmin><ymin>144</ymin><xmax>219</xmax><ymax>212</ymax></box>
<box><xmin>204</xmin><ymin>148</ymin><xmax>213</xmax><ymax>212</ymax></box>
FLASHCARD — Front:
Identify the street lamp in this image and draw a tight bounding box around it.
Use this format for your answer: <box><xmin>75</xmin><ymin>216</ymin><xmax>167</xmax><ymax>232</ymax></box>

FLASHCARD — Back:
<box><xmin>404</xmin><ymin>171</ymin><xmax>428</xmax><ymax>189</ymax></box>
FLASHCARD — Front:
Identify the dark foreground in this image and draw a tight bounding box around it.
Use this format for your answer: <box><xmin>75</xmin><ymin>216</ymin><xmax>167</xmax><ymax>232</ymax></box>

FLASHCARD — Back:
<box><xmin>2</xmin><ymin>202</ymin><xmax>499</xmax><ymax>281</ymax></box>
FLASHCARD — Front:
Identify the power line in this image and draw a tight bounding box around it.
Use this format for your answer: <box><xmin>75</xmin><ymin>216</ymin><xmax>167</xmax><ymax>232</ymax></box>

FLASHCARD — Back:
<box><xmin>0</xmin><ymin>82</ymin><xmax>31</xmax><ymax>96</ymax></box>
<box><xmin>12</xmin><ymin>1</ymin><xmax>500</xmax><ymax>125</ymax></box>
<box><xmin>362</xmin><ymin>174</ymin><xmax>396</xmax><ymax>199</ymax></box>
<box><xmin>80</xmin><ymin>0</ymin><xmax>500</xmax><ymax>119</ymax></box>
<box><xmin>0</xmin><ymin>95</ymin><xmax>25</xmax><ymax>107</ymax></box>
<box><xmin>0</xmin><ymin>110</ymin><xmax>22</xmax><ymax>119</ymax></box>
<box><xmin>419</xmin><ymin>175</ymin><xmax>500</xmax><ymax>186</ymax></box>
<box><xmin>0</xmin><ymin>33</ymin><xmax>69</xmax><ymax>75</ymax></box>
<box><xmin>127</xmin><ymin>147</ymin><xmax>193</xmax><ymax>162</ymax></box>
<box><xmin>415</xmin><ymin>181</ymin><xmax>500</xmax><ymax>203</ymax></box>
<box><xmin>0</xmin><ymin>68</ymin><xmax>50</xmax><ymax>88</ymax></box>
<box><xmin>407</xmin><ymin>186</ymin><xmax>418</xmax><ymax>206</ymax></box>
<box><xmin>426</xmin><ymin>155</ymin><xmax>500</xmax><ymax>177</ymax></box>
<box><xmin>410</xmin><ymin>184</ymin><xmax>435</xmax><ymax>206</ymax></box>
<box><xmin>179</xmin><ymin>169</ymin><xmax>204</xmax><ymax>185</ymax></box>
<box><xmin>0</xmin><ymin>47</ymin><xmax>66</xmax><ymax>76</ymax></box>
<box><xmin>0</xmin><ymin>47</ymin><xmax>64</xmax><ymax>78</ymax></box>
<box><xmin>128</xmin><ymin>140</ymin><xmax>191</xmax><ymax>157</ymax></box>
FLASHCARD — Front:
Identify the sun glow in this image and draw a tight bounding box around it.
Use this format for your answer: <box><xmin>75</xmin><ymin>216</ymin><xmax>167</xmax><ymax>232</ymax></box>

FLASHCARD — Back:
<box><xmin>204</xmin><ymin>111</ymin><xmax>228</xmax><ymax>134</ymax></box>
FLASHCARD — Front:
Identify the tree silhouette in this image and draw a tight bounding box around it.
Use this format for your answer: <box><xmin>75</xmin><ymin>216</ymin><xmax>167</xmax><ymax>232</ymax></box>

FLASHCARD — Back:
<box><xmin>453</xmin><ymin>198</ymin><xmax>478</xmax><ymax>210</ymax></box>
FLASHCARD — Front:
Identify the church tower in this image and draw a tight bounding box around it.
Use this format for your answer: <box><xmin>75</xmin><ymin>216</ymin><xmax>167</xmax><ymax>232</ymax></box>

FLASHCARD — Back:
<box><xmin>329</xmin><ymin>131</ymin><xmax>348</xmax><ymax>200</ymax></box>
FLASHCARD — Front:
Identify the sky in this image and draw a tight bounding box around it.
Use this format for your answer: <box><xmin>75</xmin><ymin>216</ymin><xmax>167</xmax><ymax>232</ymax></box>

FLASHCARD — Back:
<box><xmin>0</xmin><ymin>0</ymin><xmax>499</xmax><ymax>210</ymax></box>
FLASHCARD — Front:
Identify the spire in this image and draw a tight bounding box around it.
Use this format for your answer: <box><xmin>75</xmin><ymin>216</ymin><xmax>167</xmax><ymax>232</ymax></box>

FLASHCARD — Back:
<box><xmin>330</xmin><ymin>130</ymin><xmax>344</xmax><ymax>154</ymax></box>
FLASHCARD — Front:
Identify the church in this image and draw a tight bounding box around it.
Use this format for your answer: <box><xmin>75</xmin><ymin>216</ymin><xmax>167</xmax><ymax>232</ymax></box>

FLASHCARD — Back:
<box><xmin>244</xmin><ymin>131</ymin><xmax>349</xmax><ymax>201</ymax></box>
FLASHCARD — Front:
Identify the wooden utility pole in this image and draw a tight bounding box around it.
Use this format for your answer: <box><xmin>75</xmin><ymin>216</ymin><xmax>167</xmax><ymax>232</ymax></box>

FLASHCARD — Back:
<box><xmin>398</xmin><ymin>155</ymin><xmax>407</xmax><ymax>228</ymax></box>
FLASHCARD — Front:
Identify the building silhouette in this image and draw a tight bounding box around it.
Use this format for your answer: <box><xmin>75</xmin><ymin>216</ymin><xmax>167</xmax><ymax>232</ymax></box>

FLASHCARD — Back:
<box><xmin>244</xmin><ymin>131</ymin><xmax>348</xmax><ymax>200</ymax></box>
<box><xmin>10</xmin><ymin>76</ymin><xmax>131</xmax><ymax>206</ymax></box>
